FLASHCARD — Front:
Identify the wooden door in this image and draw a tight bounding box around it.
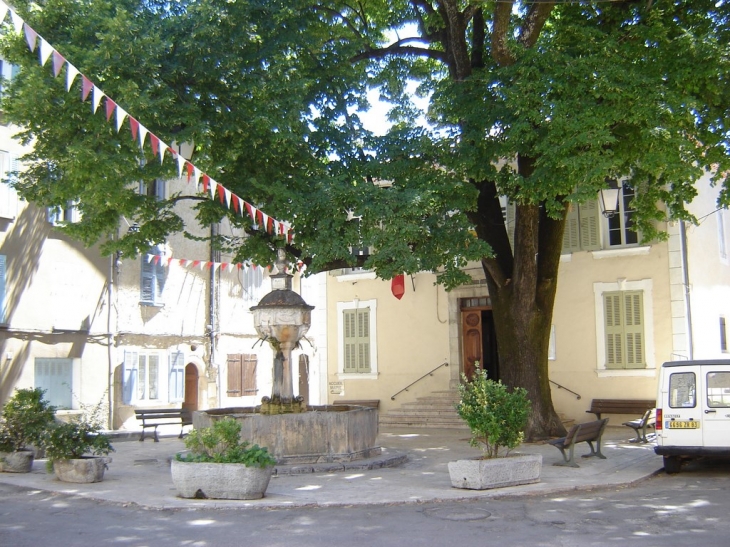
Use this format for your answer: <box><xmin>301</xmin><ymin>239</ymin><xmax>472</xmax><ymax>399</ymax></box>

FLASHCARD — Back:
<box><xmin>183</xmin><ymin>363</ymin><xmax>199</xmax><ymax>411</ymax></box>
<box><xmin>461</xmin><ymin>310</ymin><xmax>483</xmax><ymax>379</ymax></box>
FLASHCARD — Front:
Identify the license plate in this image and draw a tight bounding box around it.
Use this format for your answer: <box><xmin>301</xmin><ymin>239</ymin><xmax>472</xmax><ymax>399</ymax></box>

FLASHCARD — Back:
<box><xmin>666</xmin><ymin>420</ymin><xmax>700</xmax><ymax>429</ymax></box>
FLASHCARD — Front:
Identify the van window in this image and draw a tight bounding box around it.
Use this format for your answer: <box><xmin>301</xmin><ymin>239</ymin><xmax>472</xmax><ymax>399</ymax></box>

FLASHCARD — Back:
<box><xmin>669</xmin><ymin>372</ymin><xmax>696</xmax><ymax>408</ymax></box>
<box><xmin>707</xmin><ymin>372</ymin><xmax>730</xmax><ymax>408</ymax></box>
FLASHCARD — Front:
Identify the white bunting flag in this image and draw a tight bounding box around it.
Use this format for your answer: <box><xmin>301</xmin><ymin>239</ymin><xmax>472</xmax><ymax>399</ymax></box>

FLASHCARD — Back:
<box><xmin>138</xmin><ymin>124</ymin><xmax>148</xmax><ymax>149</ymax></box>
<box><xmin>9</xmin><ymin>9</ymin><xmax>23</xmax><ymax>34</ymax></box>
<box><xmin>115</xmin><ymin>106</ymin><xmax>128</xmax><ymax>132</ymax></box>
<box><xmin>192</xmin><ymin>166</ymin><xmax>202</xmax><ymax>188</ymax></box>
<box><xmin>176</xmin><ymin>154</ymin><xmax>186</xmax><ymax>178</ymax></box>
<box><xmin>0</xmin><ymin>3</ymin><xmax>8</xmax><ymax>27</ymax></box>
<box><xmin>39</xmin><ymin>38</ymin><xmax>53</xmax><ymax>66</ymax></box>
<box><xmin>65</xmin><ymin>63</ymin><xmax>79</xmax><ymax>91</ymax></box>
<box><xmin>158</xmin><ymin>139</ymin><xmax>167</xmax><ymax>164</ymax></box>
<box><xmin>224</xmin><ymin>187</ymin><xmax>232</xmax><ymax>209</ymax></box>
<box><xmin>209</xmin><ymin>178</ymin><xmax>217</xmax><ymax>199</ymax></box>
<box><xmin>92</xmin><ymin>85</ymin><xmax>104</xmax><ymax>113</ymax></box>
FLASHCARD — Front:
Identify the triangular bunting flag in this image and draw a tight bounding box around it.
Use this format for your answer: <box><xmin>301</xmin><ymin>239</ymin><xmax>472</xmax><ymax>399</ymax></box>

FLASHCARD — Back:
<box><xmin>213</xmin><ymin>262</ymin><xmax>222</xmax><ymax>272</ymax></box>
<box><xmin>192</xmin><ymin>166</ymin><xmax>202</xmax><ymax>187</ymax></box>
<box><xmin>39</xmin><ymin>38</ymin><xmax>53</xmax><ymax>66</ymax></box>
<box><xmin>81</xmin><ymin>76</ymin><xmax>92</xmax><ymax>101</ymax></box>
<box><xmin>191</xmin><ymin>260</ymin><xmax>201</xmax><ymax>269</ymax></box>
<box><xmin>202</xmin><ymin>174</ymin><xmax>209</xmax><ymax>193</ymax></box>
<box><xmin>186</xmin><ymin>162</ymin><xmax>193</xmax><ymax>182</ymax></box>
<box><xmin>105</xmin><ymin>97</ymin><xmax>116</xmax><ymax>122</ymax></box>
<box><xmin>24</xmin><ymin>24</ymin><xmax>37</xmax><ymax>52</ymax></box>
<box><xmin>149</xmin><ymin>133</ymin><xmax>159</xmax><ymax>157</ymax></box>
<box><xmin>166</xmin><ymin>257</ymin><xmax>174</xmax><ymax>267</ymax></box>
<box><xmin>203</xmin><ymin>261</ymin><xmax>212</xmax><ymax>270</ymax></box>
<box><xmin>0</xmin><ymin>4</ymin><xmax>8</xmax><ymax>27</ymax></box>
<box><xmin>231</xmin><ymin>194</ymin><xmax>240</xmax><ymax>213</ymax></box>
<box><xmin>115</xmin><ymin>106</ymin><xmax>128</xmax><ymax>132</ymax></box>
<box><xmin>129</xmin><ymin>117</ymin><xmax>139</xmax><ymax>141</ymax></box>
<box><xmin>138</xmin><ymin>125</ymin><xmax>148</xmax><ymax>149</ymax></box>
<box><xmin>91</xmin><ymin>86</ymin><xmax>104</xmax><ymax>113</ymax></box>
<box><xmin>176</xmin><ymin>155</ymin><xmax>186</xmax><ymax>178</ymax></box>
<box><xmin>209</xmin><ymin>178</ymin><xmax>218</xmax><ymax>199</ymax></box>
<box><xmin>158</xmin><ymin>139</ymin><xmax>167</xmax><ymax>164</ymax></box>
<box><xmin>51</xmin><ymin>50</ymin><xmax>65</xmax><ymax>77</ymax></box>
<box><xmin>261</xmin><ymin>212</ymin><xmax>270</xmax><ymax>233</ymax></box>
<box><xmin>152</xmin><ymin>256</ymin><xmax>161</xmax><ymax>265</ymax></box>
<box><xmin>10</xmin><ymin>9</ymin><xmax>23</xmax><ymax>33</ymax></box>
<box><xmin>146</xmin><ymin>254</ymin><xmax>154</xmax><ymax>263</ymax></box>
<box><xmin>65</xmin><ymin>63</ymin><xmax>79</xmax><ymax>91</ymax></box>
<box><xmin>245</xmin><ymin>201</ymin><xmax>254</xmax><ymax>221</ymax></box>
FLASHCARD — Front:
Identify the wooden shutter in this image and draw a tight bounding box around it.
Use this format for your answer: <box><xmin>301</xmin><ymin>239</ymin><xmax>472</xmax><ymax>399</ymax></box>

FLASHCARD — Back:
<box><xmin>604</xmin><ymin>293</ymin><xmax>623</xmax><ymax>369</ymax></box>
<box><xmin>562</xmin><ymin>203</ymin><xmax>581</xmax><ymax>253</ymax></box>
<box><xmin>579</xmin><ymin>200</ymin><xmax>601</xmax><ymax>251</ymax></box>
<box><xmin>242</xmin><ymin>354</ymin><xmax>257</xmax><ymax>394</ymax></box>
<box><xmin>343</xmin><ymin>308</ymin><xmax>371</xmax><ymax>373</ymax></box>
<box><xmin>604</xmin><ymin>291</ymin><xmax>645</xmax><ymax>369</ymax></box>
<box><xmin>623</xmin><ymin>292</ymin><xmax>645</xmax><ymax>368</ymax></box>
<box><xmin>227</xmin><ymin>354</ymin><xmax>243</xmax><ymax>397</ymax></box>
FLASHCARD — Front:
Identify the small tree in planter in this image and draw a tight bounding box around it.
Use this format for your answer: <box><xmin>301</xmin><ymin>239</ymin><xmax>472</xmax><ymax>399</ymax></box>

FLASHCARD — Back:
<box><xmin>449</xmin><ymin>363</ymin><xmax>540</xmax><ymax>490</ymax></box>
<box><xmin>172</xmin><ymin>417</ymin><xmax>277</xmax><ymax>499</ymax></box>
<box><xmin>456</xmin><ymin>363</ymin><xmax>531</xmax><ymax>459</ymax></box>
<box><xmin>0</xmin><ymin>388</ymin><xmax>56</xmax><ymax>473</ymax></box>
<box><xmin>44</xmin><ymin>402</ymin><xmax>114</xmax><ymax>483</ymax></box>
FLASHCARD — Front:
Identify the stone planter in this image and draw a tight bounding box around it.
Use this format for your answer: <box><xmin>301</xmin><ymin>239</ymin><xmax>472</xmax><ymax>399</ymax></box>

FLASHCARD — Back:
<box><xmin>52</xmin><ymin>456</ymin><xmax>110</xmax><ymax>483</ymax></box>
<box><xmin>171</xmin><ymin>459</ymin><xmax>274</xmax><ymax>500</ymax></box>
<box><xmin>0</xmin><ymin>449</ymin><xmax>34</xmax><ymax>473</ymax></box>
<box><xmin>448</xmin><ymin>453</ymin><xmax>542</xmax><ymax>490</ymax></box>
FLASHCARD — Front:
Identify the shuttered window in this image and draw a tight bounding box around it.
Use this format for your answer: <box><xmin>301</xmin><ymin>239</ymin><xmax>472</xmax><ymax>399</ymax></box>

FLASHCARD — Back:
<box><xmin>34</xmin><ymin>358</ymin><xmax>73</xmax><ymax>409</ymax></box>
<box><xmin>140</xmin><ymin>247</ymin><xmax>166</xmax><ymax>306</ymax></box>
<box><xmin>169</xmin><ymin>352</ymin><xmax>185</xmax><ymax>402</ymax></box>
<box><xmin>604</xmin><ymin>291</ymin><xmax>645</xmax><ymax>369</ymax></box>
<box><xmin>343</xmin><ymin>307</ymin><xmax>371</xmax><ymax>373</ymax></box>
<box><xmin>562</xmin><ymin>200</ymin><xmax>601</xmax><ymax>253</ymax></box>
<box><xmin>122</xmin><ymin>350</ymin><xmax>161</xmax><ymax>403</ymax></box>
<box><xmin>226</xmin><ymin>354</ymin><xmax>257</xmax><ymax>397</ymax></box>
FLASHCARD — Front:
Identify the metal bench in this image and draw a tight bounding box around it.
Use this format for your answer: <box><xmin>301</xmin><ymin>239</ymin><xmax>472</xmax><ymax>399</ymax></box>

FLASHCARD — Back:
<box><xmin>622</xmin><ymin>408</ymin><xmax>656</xmax><ymax>443</ymax></box>
<box><xmin>548</xmin><ymin>418</ymin><xmax>609</xmax><ymax>467</ymax></box>
<box><xmin>134</xmin><ymin>408</ymin><xmax>192</xmax><ymax>442</ymax></box>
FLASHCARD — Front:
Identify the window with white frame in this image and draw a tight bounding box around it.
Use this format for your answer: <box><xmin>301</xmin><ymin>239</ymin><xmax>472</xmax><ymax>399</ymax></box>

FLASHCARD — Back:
<box><xmin>47</xmin><ymin>200</ymin><xmax>81</xmax><ymax>226</ymax></box>
<box><xmin>239</xmin><ymin>265</ymin><xmax>265</xmax><ymax>303</ymax></box>
<box><xmin>169</xmin><ymin>351</ymin><xmax>185</xmax><ymax>402</ymax></box>
<box><xmin>594</xmin><ymin>280</ymin><xmax>655</xmax><ymax>374</ymax></box>
<box><xmin>140</xmin><ymin>245</ymin><xmax>167</xmax><ymax>306</ymax></box>
<box><xmin>139</xmin><ymin>179</ymin><xmax>166</xmax><ymax>200</ymax></box>
<box><xmin>606</xmin><ymin>183</ymin><xmax>639</xmax><ymax>247</ymax></box>
<box><xmin>122</xmin><ymin>350</ymin><xmax>161</xmax><ymax>404</ymax></box>
<box><xmin>337</xmin><ymin>299</ymin><xmax>378</xmax><ymax>378</ymax></box>
<box><xmin>34</xmin><ymin>358</ymin><xmax>75</xmax><ymax>409</ymax></box>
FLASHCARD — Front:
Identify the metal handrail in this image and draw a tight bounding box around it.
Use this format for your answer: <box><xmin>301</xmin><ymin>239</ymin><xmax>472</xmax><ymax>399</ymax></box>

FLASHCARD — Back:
<box><xmin>391</xmin><ymin>362</ymin><xmax>449</xmax><ymax>400</ymax></box>
<box><xmin>550</xmin><ymin>379</ymin><xmax>581</xmax><ymax>400</ymax></box>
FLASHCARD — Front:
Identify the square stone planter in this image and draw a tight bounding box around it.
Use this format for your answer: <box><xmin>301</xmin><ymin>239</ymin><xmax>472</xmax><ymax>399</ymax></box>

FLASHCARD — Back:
<box><xmin>448</xmin><ymin>453</ymin><xmax>542</xmax><ymax>490</ymax></box>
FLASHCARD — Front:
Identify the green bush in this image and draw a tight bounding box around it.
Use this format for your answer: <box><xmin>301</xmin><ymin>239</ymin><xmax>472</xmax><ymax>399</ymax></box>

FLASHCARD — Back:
<box><xmin>0</xmin><ymin>388</ymin><xmax>56</xmax><ymax>452</ymax></box>
<box><xmin>176</xmin><ymin>417</ymin><xmax>276</xmax><ymax>468</ymax></box>
<box><xmin>456</xmin><ymin>363</ymin><xmax>531</xmax><ymax>458</ymax></box>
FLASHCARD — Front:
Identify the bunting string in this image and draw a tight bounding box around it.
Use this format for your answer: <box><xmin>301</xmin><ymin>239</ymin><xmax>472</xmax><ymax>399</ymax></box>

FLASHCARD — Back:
<box><xmin>0</xmin><ymin>1</ymin><xmax>293</xmax><ymax>243</ymax></box>
<box><xmin>145</xmin><ymin>254</ymin><xmax>306</xmax><ymax>274</ymax></box>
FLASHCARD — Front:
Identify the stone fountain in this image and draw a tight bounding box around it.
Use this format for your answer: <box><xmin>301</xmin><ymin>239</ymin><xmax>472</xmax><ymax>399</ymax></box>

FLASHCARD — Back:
<box><xmin>193</xmin><ymin>249</ymin><xmax>380</xmax><ymax>465</ymax></box>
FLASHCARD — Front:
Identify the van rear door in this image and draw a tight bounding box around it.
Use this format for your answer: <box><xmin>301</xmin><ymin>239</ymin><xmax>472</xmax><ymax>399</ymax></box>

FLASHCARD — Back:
<box><xmin>701</xmin><ymin>366</ymin><xmax>730</xmax><ymax>447</ymax></box>
<box><xmin>661</xmin><ymin>367</ymin><xmax>702</xmax><ymax>447</ymax></box>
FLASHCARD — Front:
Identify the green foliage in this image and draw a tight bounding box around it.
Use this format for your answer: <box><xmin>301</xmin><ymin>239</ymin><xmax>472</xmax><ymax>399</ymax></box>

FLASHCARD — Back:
<box><xmin>43</xmin><ymin>397</ymin><xmax>113</xmax><ymax>469</ymax></box>
<box><xmin>176</xmin><ymin>417</ymin><xmax>276</xmax><ymax>468</ymax></box>
<box><xmin>0</xmin><ymin>388</ymin><xmax>56</xmax><ymax>452</ymax></box>
<box><xmin>456</xmin><ymin>363</ymin><xmax>531</xmax><ymax>459</ymax></box>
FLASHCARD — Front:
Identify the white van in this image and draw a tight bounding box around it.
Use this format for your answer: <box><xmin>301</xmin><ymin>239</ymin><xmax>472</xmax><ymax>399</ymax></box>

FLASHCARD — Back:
<box><xmin>655</xmin><ymin>359</ymin><xmax>730</xmax><ymax>473</ymax></box>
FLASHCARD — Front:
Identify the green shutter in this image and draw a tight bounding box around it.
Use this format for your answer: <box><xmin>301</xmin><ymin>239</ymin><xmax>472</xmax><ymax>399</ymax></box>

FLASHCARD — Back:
<box><xmin>562</xmin><ymin>203</ymin><xmax>581</xmax><ymax>253</ymax></box>
<box><xmin>604</xmin><ymin>291</ymin><xmax>645</xmax><ymax>369</ymax></box>
<box><xmin>579</xmin><ymin>200</ymin><xmax>601</xmax><ymax>251</ymax></box>
<box><xmin>343</xmin><ymin>307</ymin><xmax>371</xmax><ymax>373</ymax></box>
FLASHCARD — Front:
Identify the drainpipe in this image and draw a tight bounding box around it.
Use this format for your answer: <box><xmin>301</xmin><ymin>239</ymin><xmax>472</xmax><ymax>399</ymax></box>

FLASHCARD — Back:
<box><xmin>679</xmin><ymin>220</ymin><xmax>694</xmax><ymax>360</ymax></box>
<box><xmin>209</xmin><ymin>223</ymin><xmax>220</xmax><ymax>407</ymax></box>
<box><xmin>107</xmin><ymin>253</ymin><xmax>114</xmax><ymax>430</ymax></box>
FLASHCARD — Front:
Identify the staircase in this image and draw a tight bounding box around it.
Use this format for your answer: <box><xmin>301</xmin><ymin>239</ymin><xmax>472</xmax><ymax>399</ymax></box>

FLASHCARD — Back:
<box><xmin>379</xmin><ymin>390</ymin><xmax>468</xmax><ymax>429</ymax></box>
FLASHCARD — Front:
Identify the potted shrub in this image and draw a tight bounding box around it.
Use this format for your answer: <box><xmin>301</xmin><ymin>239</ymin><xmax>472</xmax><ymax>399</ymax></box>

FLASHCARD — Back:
<box><xmin>448</xmin><ymin>362</ymin><xmax>541</xmax><ymax>490</ymax></box>
<box><xmin>0</xmin><ymin>388</ymin><xmax>56</xmax><ymax>473</ymax></box>
<box><xmin>171</xmin><ymin>417</ymin><xmax>277</xmax><ymax>500</ymax></box>
<box><xmin>44</xmin><ymin>414</ymin><xmax>114</xmax><ymax>483</ymax></box>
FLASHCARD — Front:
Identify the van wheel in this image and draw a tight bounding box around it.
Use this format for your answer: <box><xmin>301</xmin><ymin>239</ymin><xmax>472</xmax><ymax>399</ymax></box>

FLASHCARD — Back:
<box><xmin>663</xmin><ymin>456</ymin><xmax>682</xmax><ymax>474</ymax></box>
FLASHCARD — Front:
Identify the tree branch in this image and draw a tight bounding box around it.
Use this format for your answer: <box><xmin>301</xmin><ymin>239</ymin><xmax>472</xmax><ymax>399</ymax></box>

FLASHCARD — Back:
<box><xmin>351</xmin><ymin>45</ymin><xmax>447</xmax><ymax>63</ymax></box>
<box><xmin>518</xmin><ymin>2</ymin><xmax>556</xmax><ymax>50</ymax></box>
<box><xmin>491</xmin><ymin>0</ymin><xmax>516</xmax><ymax>67</ymax></box>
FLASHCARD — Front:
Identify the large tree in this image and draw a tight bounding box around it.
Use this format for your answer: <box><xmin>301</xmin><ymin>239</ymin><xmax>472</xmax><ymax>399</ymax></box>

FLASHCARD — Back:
<box><xmin>1</xmin><ymin>0</ymin><xmax>728</xmax><ymax>439</ymax></box>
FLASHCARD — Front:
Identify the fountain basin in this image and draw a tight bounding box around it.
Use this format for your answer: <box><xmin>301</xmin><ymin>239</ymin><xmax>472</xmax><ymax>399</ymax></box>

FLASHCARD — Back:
<box><xmin>193</xmin><ymin>405</ymin><xmax>380</xmax><ymax>464</ymax></box>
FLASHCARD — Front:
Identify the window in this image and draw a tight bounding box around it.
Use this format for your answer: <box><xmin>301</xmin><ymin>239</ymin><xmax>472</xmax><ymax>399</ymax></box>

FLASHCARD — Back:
<box><xmin>0</xmin><ymin>151</ymin><xmax>18</xmax><ymax>219</ymax></box>
<box><xmin>226</xmin><ymin>354</ymin><xmax>257</xmax><ymax>397</ymax></box>
<box><xmin>0</xmin><ymin>59</ymin><xmax>19</xmax><ymax>98</ymax></box>
<box><xmin>122</xmin><ymin>351</ymin><xmax>160</xmax><ymax>404</ymax></box>
<box><xmin>668</xmin><ymin>372</ymin><xmax>695</xmax><ymax>408</ymax></box>
<box><xmin>603</xmin><ymin>291</ymin><xmax>645</xmax><ymax>369</ymax></box>
<box><xmin>140</xmin><ymin>245</ymin><xmax>167</xmax><ymax>306</ymax></box>
<box><xmin>169</xmin><ymin>352</ymin><xmax>185</xmax><ymax>402</ymax></box>
<box><xmin>707</xmin><ymin>372</ymin><xmax>730</xmax><ymax>408</ymax></box>
<box><xmin>34</xmin><ymin>358</ymin><xmax>75</xmax><ymax>409</ymax></box>
<box><xmin>594</xmin><ymin>279</ymin><xmax>655</xmax><ymax>374</ymax></box>
<box><xmin>607</xmin><ymin>183</ymin><xmax>639</xmax><ymax>247</ymax></box>
<box><xmin>337</xmin><ymin>299</ymin><xmax>378</xmax><ymax>378</ymax></box>
<box><xmin>719</xmin><ymin>209</ymin><xmax>728</xmax><ymax>263</ymax></box>
<box><xmin>47</xmin><ymin>201</ymin><xmax>81</xmax><ymax>225</ymax></box>
<box><xmin>721</xmin><ymin>317</ymin><xmax>728</xmax><ymax>353</ymax></box>
<box><xmin>240</xmin><ymin>265</ymin><xmax>265</xmax><ymax>303</ymax></box>
<box><xmin>139</xmin><ymin>179</ymin><xmax>166</xmax><ymax>200</ymax></box>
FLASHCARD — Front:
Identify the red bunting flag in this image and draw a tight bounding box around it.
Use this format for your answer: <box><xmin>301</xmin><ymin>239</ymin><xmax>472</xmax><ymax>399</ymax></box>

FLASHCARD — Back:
<box><xmin>391</xmin><ymin>274</ymin><xmax>405</xmax><ymax>300</ymax></box>
<box><xmin>52</xmin><ymin>50</ymin><xmax>65</xmax><ymax>77</ymax></box>
<box><xmin>202</xmin><ymin>174</ymin><xmax>210</xmax><ymax>193</ymax></box>
<box><xmin>149</xmin><ymin>133</ymin><xmax>159</xmax><ymax>157</ymax></box>
<box><xmin>129</xmin><ymin>117</ymin><xmax>139</xmax><ymax>141</ymax></box>
<box><xmin>81</xmin><ymin>76</ymin><xmax>92</xmax><ymax>101</ymax></box>
<box><xmin>105</xmin><ymin>97</ymin><xmax>116</xmax><ymax>122</ymax></box>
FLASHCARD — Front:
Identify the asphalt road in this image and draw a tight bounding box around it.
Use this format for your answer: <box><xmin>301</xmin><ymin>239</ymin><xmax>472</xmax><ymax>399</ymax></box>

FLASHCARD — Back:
<box><xmin>2</xmin><ymin>457</ymin><xmax>730</xmax><ymax>547</ymax></box>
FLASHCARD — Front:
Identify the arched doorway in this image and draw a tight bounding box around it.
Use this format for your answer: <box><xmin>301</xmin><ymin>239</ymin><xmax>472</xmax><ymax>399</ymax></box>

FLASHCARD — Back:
<box><xmin>183</xmin><ymin>363</ymin><xmax>199</xmax><ymax>411</ymax></box>
<box><xmin>460</xmin><ymin>297</ymin><xmax>499</xmax><ymax>381</ymax></box>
